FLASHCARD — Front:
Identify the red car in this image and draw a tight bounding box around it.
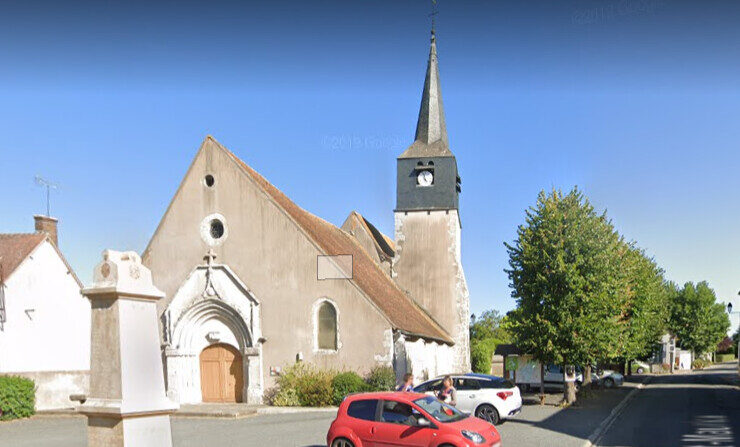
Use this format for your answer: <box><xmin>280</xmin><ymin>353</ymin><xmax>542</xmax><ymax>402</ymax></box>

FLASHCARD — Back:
<box><xmin>327</xmin><ymin>391</ymin><xmax>502</xmax><ymax>447</ymax></box>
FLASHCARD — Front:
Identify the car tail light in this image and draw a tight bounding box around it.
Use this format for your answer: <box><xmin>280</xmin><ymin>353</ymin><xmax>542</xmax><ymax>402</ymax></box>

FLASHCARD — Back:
<box><xmin>497</xmin><ymin>391</ymin><xmax>513</xmax><ymax>400</ymax></box>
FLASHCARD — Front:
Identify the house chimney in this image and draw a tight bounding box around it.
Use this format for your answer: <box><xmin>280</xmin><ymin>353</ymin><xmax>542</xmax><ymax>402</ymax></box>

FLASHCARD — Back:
<box><xmin>34</xmin><ymin>215</ymin><xmax>58</xmax><ymax>247</ymax></box>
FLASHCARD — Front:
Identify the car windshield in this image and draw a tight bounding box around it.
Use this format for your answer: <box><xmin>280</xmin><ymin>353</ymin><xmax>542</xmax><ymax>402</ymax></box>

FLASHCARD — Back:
<box><xmin>412</xmin><ymin>396</ymin><xmax>467</xmax><ymax>423</ymax></box>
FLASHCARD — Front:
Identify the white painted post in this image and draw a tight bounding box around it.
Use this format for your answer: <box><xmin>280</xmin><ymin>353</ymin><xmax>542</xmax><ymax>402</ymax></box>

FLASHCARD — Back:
<box><xmin>78</xmin><ymin>250</ymin><xmax>178</xmax><ymax>447</ymax></box>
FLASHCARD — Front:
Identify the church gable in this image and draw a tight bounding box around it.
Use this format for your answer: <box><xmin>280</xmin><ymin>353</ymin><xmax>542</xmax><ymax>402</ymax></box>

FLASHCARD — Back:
<box><xmin>341</xmin><ymin>211</ymin><xmax>395</xmax><ymax>269</ymax></box>
<box><xmin>143</xmin><ymin>136</ymin><xmax>452</xmax><ymax>344</ymax></box>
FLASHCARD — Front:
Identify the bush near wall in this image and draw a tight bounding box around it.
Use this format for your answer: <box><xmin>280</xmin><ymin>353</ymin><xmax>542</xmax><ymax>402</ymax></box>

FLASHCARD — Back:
<box><xmin>365</xmin><ymin>366</ymin><xmax>395</xmax><ymax>391</ymax></box>
<box><xmin>692</xmin><ymin>358</ymin><xmax>710</xmax><ymax>370</ymax></box>
<box><xmin>471</xmin><ymin>339</ymin><xmax>500</xmax><ymax>374</ymax></box>
<box><xmin>268</xmin><ymin>363</ymin><xmax>398</xmax><ymax>407</ymax></box>
<box><xmin>332</xmin><ymin>372</ymin><xmax>369</xmax><ymax>406</ymax></box>
<box><xmin>0</xmin><ymin>376</ymin><xmax>35</xmax><ymax>421</ymax></box>
<box><xmin>715</xmin><ymin>353</ymin><xmax>736</xmax><ymax>363</ymax></box>
<box><xmin>276</xmin><ymin>363</ymin><xmax>335</xmax><ymax>407</ymax></box>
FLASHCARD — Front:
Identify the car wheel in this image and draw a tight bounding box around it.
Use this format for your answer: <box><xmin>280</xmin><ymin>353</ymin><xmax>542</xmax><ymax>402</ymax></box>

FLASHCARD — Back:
<box><xmin>475</xmin><ymin>404</ymin><xmax>500</xmax><ymax>425</ymax></box>
<box><xmin>331</xmin><ymin>438</ymin><xmax>354</xmax><ymax>447</ymax></box>
<box><xmin>636</xmin><ymin>367</ymin><xmax>645</xmax><ymax>374</ymax></box>
<box><xmin>603</xmin><ymin>378</ymin><xmax>615</xmax><ymax>389</ymax></box>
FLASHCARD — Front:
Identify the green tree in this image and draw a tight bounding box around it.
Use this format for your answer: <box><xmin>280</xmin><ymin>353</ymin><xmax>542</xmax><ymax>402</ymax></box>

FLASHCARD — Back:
<box><xmin>618</xmin><ymin>246</ymin><xmax>671</xmax><ymax>367</ymax></box>
<box><xmin>506</xmin><ymin>188</ymin><xmax>628</xmax><ymax>403</ymax></box>
<box><xmin>470</xmin><ymin>310</ymin><xmax>512</xmax><ymax>342</ymax></box>
<box><xmin>469</xmin><ymin>310</ymin><xmax>512</xmax><ymax>373</ymax></box>
<box><xmin>669</xmin><ymin>282</ymin><xmax>730</xmax><ymax>356</ymax></box>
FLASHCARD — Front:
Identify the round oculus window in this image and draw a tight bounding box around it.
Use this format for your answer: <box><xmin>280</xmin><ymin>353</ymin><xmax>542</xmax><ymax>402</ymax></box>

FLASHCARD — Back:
<box><xmin>200</xmin><ymin>213</ymin><xmax>228</xmax><ymax>246</ymax></box>
<box><xmin>210</xmin><ymin>219</ymin><xmax>224</xmax><ymax>239</ymax></box>
<box><xmin>204</xmin><ymin>174</ymin><xmax>215</xmax><ymax>187</ymax></box>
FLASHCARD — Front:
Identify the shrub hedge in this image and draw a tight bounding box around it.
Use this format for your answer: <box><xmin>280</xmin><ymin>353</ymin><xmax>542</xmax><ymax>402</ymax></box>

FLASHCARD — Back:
<box><xmin>692</xmin><ymin>358</ymin><xmax>709</xmax><ymax>370</ymax></box>
<box><xmin>716</xmin><ymin>353</ymin><xmax>736</xmax><ymax>363</ymax></box>
<box><xmin>269</xmin><ymin>363</ymin><xmax>399</xmax><ymax>407</ymax></box>
<box><xmin>365</xmin><ymin>366</ymin><xmax>395</xmax><ymax>391</ymax></box>
<box><xmin>0</xmin><ymin>376</ymin><xmax>35</xmax><ymax>421</ymax></box>
<box><xmin>471</xmin><ymin>338</ymin><xmax>500</xmax><ymax>374</ymax></box>
<box><xmin>276</xmin><ymin>363</ymin><xmax>334</xmax><ymax>407</ymax></box>
<box><xmin>331</xmin><ymin>372</ymin><xmax>368</xmax><ymax>405</ymax></box>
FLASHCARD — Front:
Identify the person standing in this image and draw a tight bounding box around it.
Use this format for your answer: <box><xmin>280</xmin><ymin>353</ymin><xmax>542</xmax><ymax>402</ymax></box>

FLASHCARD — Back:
<box><xmin>437</xmin><ymin>376</ymin><xmax>457</xmax><ymax>406</ymax></box>
<box><xmin>397</xmin><ymin>373</ymin><xmax>415</xmax><ymax>392</ymax></box>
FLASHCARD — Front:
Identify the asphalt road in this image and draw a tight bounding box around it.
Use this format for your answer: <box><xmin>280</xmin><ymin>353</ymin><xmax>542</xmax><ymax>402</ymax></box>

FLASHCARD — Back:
<box><xmin>0</xmin><ymin>389</ymin><xmax>630</xmax><ymax>447</ymax></box>
<box><xmin>2</xmin><ymin>368</ymin><xmax>736</xmax><ymax>447</ymax></box>
<box><xmin>596</xmin><ymin>363</ymin><xmax>740</xmax><ymax>447</ymax></box>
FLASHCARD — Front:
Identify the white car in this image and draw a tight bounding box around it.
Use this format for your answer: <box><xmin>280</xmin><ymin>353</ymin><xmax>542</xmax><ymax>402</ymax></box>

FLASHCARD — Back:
<box><xmin>594</xmin><ymin>369</ymin><xmax>624</xmax><ymax>388</ymax></box>
<box><xmin>413</xmin><ymin>373</ymin><xmax>522</xmax><ymax>425</ymax></box>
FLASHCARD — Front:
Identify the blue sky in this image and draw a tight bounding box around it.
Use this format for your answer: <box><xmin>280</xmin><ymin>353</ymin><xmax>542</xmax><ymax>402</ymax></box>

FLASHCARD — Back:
<box><xmin>1</xmin><ymin>0</ymin><xmax>739</xmax><ymax>332</ymax></box>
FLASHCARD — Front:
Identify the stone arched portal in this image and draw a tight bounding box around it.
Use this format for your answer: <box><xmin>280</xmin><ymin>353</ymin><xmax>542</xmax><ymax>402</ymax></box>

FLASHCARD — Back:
<box><xmin>163</xmin><ymin>262</ymin><xmax>263</xmax><ymax>404</ymax></box>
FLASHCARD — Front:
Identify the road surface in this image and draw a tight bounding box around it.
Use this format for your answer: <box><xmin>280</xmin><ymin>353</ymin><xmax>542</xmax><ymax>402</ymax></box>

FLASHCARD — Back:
<box><xmin>596</xmin><ymin>362</ymin><xmax>740</xmax><ymax>447</ymax></box>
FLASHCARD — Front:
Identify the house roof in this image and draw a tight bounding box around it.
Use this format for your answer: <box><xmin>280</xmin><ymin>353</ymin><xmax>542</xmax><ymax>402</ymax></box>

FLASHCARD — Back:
<box><xmin>0</xmin><ymin>232</ymin><xmax>82</xmax><ymax>288</ymax></box>
<box><xmin>211</xmin><ymin>137</ymin><xmax>453</xmax><ymax>344</ymax></box>
<box><xmin>0</xmin><ymin>233</ymin><xmax>46</xmax><ymax>282</ymax></box>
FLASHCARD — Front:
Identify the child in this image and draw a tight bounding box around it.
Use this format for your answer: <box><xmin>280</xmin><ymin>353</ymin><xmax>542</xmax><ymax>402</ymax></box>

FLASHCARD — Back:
<box><xmin>436</xmin><ymin>375</ymin><xmax>457</xmax><ymax>406</ymax></box>
<box><xmin>397</xmin><ymin>373</ymin><xmax>414</xmax><ymax>392</ymax></box>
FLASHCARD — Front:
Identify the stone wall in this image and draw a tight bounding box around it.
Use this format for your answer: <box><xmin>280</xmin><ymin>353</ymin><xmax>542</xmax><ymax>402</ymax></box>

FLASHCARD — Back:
<box><xmin>393</xmin><ymin>332</ymin><xmax>454</xmax><ymax>383</ymax></box>
<box><xmin>2</xmin><ymin>370</ymin><xmax>89</xmax><ymax>410</ymax></box>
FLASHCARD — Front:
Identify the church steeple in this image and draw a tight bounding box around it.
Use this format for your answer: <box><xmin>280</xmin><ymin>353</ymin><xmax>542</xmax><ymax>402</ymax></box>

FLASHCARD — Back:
<box><xmin>400</xmin><ymin>31</ymin><xmax>453</xmax><ymax>159</ymax></box>
<box><xmin>396</xmin><ymin>30</ymin><xmax>460</xmax><ymax>212</ymax></box>
<box><xmin>415</xmin><ymin>31</ymin><xmax>448</xmax><ymax>147</ymax></box>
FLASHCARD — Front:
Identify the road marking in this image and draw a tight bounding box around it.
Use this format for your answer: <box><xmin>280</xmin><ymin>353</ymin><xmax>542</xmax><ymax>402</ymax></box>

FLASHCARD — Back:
<box><xmin>582</xmin><ymin>378</ymin><xmax>650</xmax><ymax>447</ymax></box>
<box><xmin>681</xmin><ymin>415</ymin><xmax>735</xmax><ymax>447</ymax></box>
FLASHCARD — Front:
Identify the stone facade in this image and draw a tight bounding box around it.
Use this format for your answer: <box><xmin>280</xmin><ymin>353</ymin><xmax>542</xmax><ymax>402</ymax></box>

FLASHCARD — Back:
<box><xmin>393</xmin><ymin>210</ymin><xmax>470</xmax><ymax>373</ymax></box>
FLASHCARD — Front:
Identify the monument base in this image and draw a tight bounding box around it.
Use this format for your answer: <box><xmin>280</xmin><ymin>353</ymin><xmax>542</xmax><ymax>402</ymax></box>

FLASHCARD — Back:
<box><xmin>87</xmin><ymin>414</ymin><xmax>174</xmax><ymax>447</ymax></box>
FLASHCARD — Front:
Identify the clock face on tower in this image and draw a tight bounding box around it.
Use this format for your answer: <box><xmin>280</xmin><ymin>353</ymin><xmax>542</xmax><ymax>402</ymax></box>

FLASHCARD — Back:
<box><xmin>417</xmin><ymin>170</ymin><xmax>434</xmax><ymax>186</ymax></box>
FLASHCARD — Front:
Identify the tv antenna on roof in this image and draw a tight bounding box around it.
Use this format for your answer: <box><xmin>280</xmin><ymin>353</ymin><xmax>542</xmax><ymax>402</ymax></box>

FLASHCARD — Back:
<box><xmin>34</xmin><ymin>175</ymin><xmax>59</xmax><ymax>217</ymax></box>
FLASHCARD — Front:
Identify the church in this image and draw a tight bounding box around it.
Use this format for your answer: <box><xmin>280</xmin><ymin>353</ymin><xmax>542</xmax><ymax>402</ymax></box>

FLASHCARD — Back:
<box><xmin>142</xmin><ymin>32</ymin><xmax>470</xmax><ymax>405</ymax></box>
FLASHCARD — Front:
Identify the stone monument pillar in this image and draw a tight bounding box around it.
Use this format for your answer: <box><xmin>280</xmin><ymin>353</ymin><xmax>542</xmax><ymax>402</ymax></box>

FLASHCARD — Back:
<box><xmin>79</xmin><ymin>250</ymin><xmax>177</xmax><ymax>447</ymax></box>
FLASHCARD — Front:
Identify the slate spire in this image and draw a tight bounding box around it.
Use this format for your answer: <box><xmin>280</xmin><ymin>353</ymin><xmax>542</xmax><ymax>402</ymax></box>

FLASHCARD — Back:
<box><xmin>400</xmin><ymin>31</ymin><xmax>453</xmax><ymax>158</ymax></box>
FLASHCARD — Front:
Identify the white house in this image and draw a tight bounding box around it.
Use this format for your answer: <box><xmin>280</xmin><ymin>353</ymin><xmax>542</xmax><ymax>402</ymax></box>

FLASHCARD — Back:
<box><xmin>0</xmin><ymin>216</ymin><xmax>90</xmax><ymax>410</ymax></box>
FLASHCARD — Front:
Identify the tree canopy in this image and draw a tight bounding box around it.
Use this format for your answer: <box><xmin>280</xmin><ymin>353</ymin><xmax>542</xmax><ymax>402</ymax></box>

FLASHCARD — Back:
<box><xmin>502</xmin><ymin>186</ymin><xmax>729</xmax><ymax>404</ymax></box>
<box><xmin>618</xmin><ymin>246</ymin><xmax>672</xmax><ymax>362</ymax></box>
<box><xmin>669</xmin><ymin>281</ymin><xmax>730</xmax><ymax>355</ymax></box>
<box><xmin>505</xmin><ymin>188</ymin><xmax>628</xmax><ymax>368</ymax></box>
<box><xmin>469</xmin><ymin>310</ymin><xmax>512</xmax><ymax>373</ymax></box>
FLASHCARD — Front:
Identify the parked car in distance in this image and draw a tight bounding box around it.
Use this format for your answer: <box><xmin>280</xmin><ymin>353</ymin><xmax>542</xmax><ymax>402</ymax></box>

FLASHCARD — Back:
<box><xmin>413</xmin><ymin>374</ymin><xmax>521</xmax><ymax>425</ymax></box>
<box><xmin>327</xmin><ymin>392</ymin><xmax>502</xmax><ymax>447</ymax></box>
<box><xmin>630</xmin><ymin>360</ymin><xmax>650</xmax><ymax>375</ymax></box>
<box><xmin>593</xmin><ymin>369</ymin><xmax>624</xmax><ymax>388</ymax></box>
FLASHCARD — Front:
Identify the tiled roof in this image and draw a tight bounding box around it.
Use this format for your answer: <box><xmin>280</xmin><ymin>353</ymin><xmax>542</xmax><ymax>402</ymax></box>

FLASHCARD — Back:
<box><xmin>212</xmin><ymin>137</ymin><xmax>453</xmax><ymax>344</ymax></box>
<box><xmin>0</xmin><ymin>233</ymin><xmax>46</xmax><ymax>281</ymax></box>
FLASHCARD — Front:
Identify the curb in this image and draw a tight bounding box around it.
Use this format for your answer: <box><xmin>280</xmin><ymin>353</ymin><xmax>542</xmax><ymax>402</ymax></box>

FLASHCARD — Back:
<box><xmin>256</xmin><ymin>406</ymin><xmax>338</xmax><ymax>415</ymax></box>
<box><xmin>173</xmin><ymin>410</ymin><xmax>258</xmax><ymax>419</ymax></box>
<box><xmin>581</xmin><ymin>377</ymin><xmax>652</xmax><ymax>447</ymax></box>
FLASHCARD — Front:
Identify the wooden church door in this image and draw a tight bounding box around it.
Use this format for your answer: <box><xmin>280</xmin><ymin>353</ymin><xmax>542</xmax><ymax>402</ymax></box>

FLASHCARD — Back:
<box><xmin>200</xmin><ymin>344</ymin><xmax>244</xmax><ymax>403</ymax></box>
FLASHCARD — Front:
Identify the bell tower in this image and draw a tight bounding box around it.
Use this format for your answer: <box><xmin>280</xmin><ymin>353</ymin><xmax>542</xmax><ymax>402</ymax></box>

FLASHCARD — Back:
<box><xmin>393</xmin><ymin>31</ymin><xmax>470</xmax><ymax>372</ymax></box>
